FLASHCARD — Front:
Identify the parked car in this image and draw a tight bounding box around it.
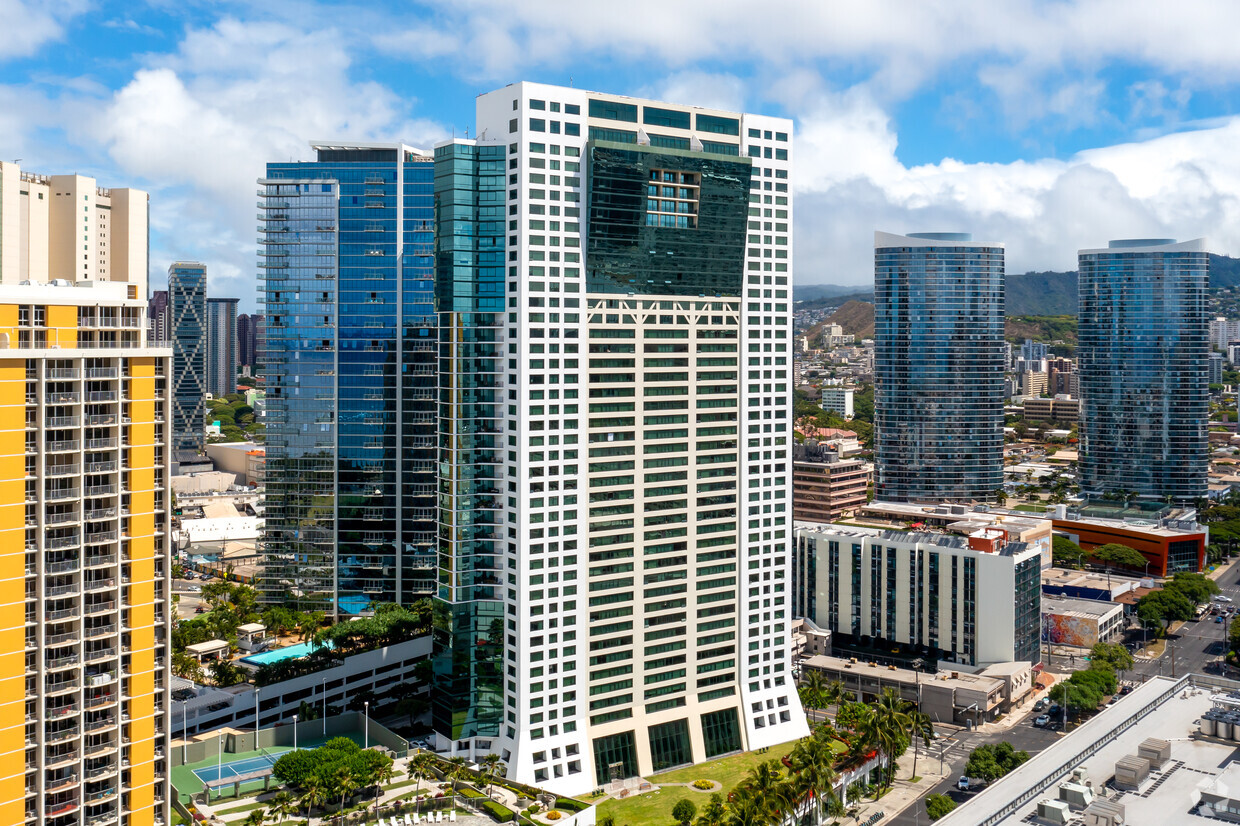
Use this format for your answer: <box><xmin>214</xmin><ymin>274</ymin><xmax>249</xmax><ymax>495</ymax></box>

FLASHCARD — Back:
<box><xmin>1218</xmin><ymin>616</ymin><xmax>1225</xmax><ymax>624</ymax></box>
<box><xmin>194</xmin><ymin>605</ymin><xmax>205</xmax><ymax>614</ymax></box>
<box><xmin>1034</xmin><ymin>698</ymin><xmax>1048</xmax><ymax>712</ymax></box>
<box><xmin>1120</xmin><ymin>685</ymin><xmax>1134</xmax><ymax>695</ymax></box>
<box><xmin>1034</xmin><ymin>714</ymin><xmax>1051</xmax><ymax>727</ymax></box>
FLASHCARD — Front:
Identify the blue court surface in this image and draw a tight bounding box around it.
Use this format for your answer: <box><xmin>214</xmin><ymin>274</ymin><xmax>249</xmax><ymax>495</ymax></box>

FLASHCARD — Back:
<box><xmin>193</xmin><ymin>753</ymin><xmax>277</xmax><ymax>785</ymax></box>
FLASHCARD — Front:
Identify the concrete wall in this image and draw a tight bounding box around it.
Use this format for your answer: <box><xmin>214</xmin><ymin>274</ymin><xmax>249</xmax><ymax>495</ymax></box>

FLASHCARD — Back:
<box><xmin>173</xmin><ymin>711</ymin><xmax>407</xmax><ymax>768</ymax></box>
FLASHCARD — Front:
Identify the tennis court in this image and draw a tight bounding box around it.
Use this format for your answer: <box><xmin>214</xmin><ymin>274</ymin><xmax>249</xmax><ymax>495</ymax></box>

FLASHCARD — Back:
<box><xmin>193</xmin><ymin>753</ymin><xmax>277</xmax><ymax>786</ymax></box>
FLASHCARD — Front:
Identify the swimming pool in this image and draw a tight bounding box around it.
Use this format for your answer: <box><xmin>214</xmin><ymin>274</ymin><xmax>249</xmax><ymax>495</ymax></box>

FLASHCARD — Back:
<box><xmin>240</xmin><ymin>640</ymin><xmax>333</xmax><ymax>666</ymax></box>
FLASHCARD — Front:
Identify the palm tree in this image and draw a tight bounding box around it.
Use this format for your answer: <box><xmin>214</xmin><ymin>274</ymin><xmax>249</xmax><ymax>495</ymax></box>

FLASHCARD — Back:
<box><xmin>907</xmin><ymin>709</ymin><xmax>935</xmax><ymax>781</ymax></box>
<box><xmin>480</xmin><ymin>753</ymin><xmax>503</xmax><ymax>800</ymax></box>
<box><xmin>264</xmin><ymin>790</ymin><xmax>295</xmax><ymax>825</ymax></box>
<box><xmin>301</xmin><ymin>777</ymin><xmax>326</xmax><ymax>826</ymax></box>
<box><xmin>798</xmin><ymin>670</ymin><xmax>829</xmax><ymax>711</ymax></box>
<box><xmin>788</xmin><ymin>737</ymin><xmax>840</xmax><ymax>825</ymax></box>
<box><xmin>723</xmin><ymin>790</ymin><xmax>771</xmax><ymax>826</ymax></box>
<box><xmin>694</xmin><ymin>793</ymin><xmax>727</xmax><ymax>826</ymax></box>
<box><xmin>445</xmin><ymin>756</ymin><xmax>469</xmax><ymax>811</ymax></box>
<box><xmin>740</xmin><ymin>760</ymin><xmax>794</xmax><ymax>823</ymax></box>
<box><xmin>409</xmin><ymin>752</ymin><xmax>434</xmax><ymax>818</ymax></box>
<box><xmin>867</xmin><ymin>687</ymin><xmax>913</xmax><ymax>793</ymax></box>
<box><xmin>335</xmin><ymin>766</ymin><xmax>359</xmax><ymax>816</ymax></box>
<box><xmin>371</xmin><ymin>757</ymin><xmax>397</xmax><ymax>810</ymax></box>
<box><xmin>244</xmin><ymin>808</ymin><xmax>268</xmax><ymax>826</ymax></box>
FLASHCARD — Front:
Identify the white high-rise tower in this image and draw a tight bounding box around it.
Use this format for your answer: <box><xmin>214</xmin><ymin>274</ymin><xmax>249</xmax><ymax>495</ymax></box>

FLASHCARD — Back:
<box><xmin>431</xmin><ymin>82</ymin><xmax>806</xmax><ymax>795</ymax></box>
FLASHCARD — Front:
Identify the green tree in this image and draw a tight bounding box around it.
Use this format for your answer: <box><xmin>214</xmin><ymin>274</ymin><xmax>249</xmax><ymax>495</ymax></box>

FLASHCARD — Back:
<box><xmin>480</xmin><ymin>753</ymin><xmax>503</xmax><ymax>801</ymax></box>
<box><xmin>1136</xmin><ymin>587</ymin><xmax>1196</xmax><ymax>634</ymax></box>
<box><xmin>907</xmin><ymin>709</ymin><xmax>935</xmax><ymax>781</ymax></box>
<box><xmin>1051</xmin><ymin>535</ymin><xmax>1084</xmax><ymax>568</ymax></box>
<box><xmin>1090</xmin><ymin>543</ymin><xmax>1148</xmax><ymax>571</ymax></box>
<box><xmin>673</xmin><ymin>798</ymin><xmax>698</xmax><ymax>826</ymax></box>
<box><xmin>867</xmin><ymin>687</ymin><xmax>913</xmax><ymax>791</ymax></box>
<box><xmin>409</xmin><ymin>752</ymin><xmax>434</xmax><ymax>818</ymax></box>
<box><xmin>693</xmin><ymin>794</ymin><xmax>726</xmax><ymax>826</ymax></box>
<box><xmin>738</xmin><ymin>760</ymin><xmax>794</xmax><ymax>823</ymax></box>
<box><xmin>333</xmin><ymin>765</ymin><xmax>358</xmax><ymax>815</ymax></box>
<box><xmin>1089</xmin><ymin>642</ymin><xmax>1134</xmax><ymax>673</ymax></box>
<box><xmin>788</xmin><ymin>735</ymin><xmax>841</xmax><ymax>824</ymax></box>
<box><xmin>798</xmin><ymin>669</ymin><xmax>830</xmax><ymax>710</ymax></box>
<box><xmin>964</xmin><ymin>742</ymin><xmax>1029</xmax><ymax>782</ymax></box>
<box><xmin>836</xmin><ymin>700</ymin><xmax>872</xmax><ymax>732</ymax></box>
<box><xmin>208</xmin><ymin>659</ymin><xmax>246</xmax><ymax>687</ymax></box>
<box><xmin>1164</xmin><ymin>572</ymin><xmax>1220</xmax><ymax>604</ymax></box>
<box><xmin>925</xmin><ymin>794</ymin><xmax>957</xmax><ymax>821</ymax></box>
<box><xmin>265</xmin><ymin>790</ymin><xmax>296</xmax><ymax>825</ymax></box>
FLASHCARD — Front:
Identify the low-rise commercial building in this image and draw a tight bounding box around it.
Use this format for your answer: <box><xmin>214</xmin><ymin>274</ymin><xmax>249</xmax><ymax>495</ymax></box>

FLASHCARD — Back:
<box><xmin>792</xmin><ymin>441</ymin><xmax>871</xmax><ymax>521</ymax></box>
<box><xmin>793</xmin><ymin>523</ymin><xmax>1043</xmax><ymax>670</ymax></box>
<box><xmin>1041</xmin><ymin>596</ymin><xmax>1125</xmax><ymax>649</ymax></box>
<box><xmin>801</xmin><ymin>655</ymin><xmax>1018</xmax><ymax>725</ymax></box>
<box><xmin>1041</xmin><ymin>568</ymin><xmax>1147</xmax><ymax>602</ymax></box>
<box><xmin>1053</xmin><ymin>505</ymin><xmax>1207</xmax><ymax>576</ymax></box>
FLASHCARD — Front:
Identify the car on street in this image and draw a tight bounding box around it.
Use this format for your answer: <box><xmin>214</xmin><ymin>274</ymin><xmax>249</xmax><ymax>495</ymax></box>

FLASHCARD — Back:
<box><xmin>188</xmin><ymin>585</ymin><xmax>201</xmax><ymax>592</ymax></box>
<box><xmin>1034</xmin><ymin>714</ymin><xmax>1051</xmax><ymax>727</ymax></box>
<box><xmin>1218</xmin><ymin>616</ymin><xmax>1225</xmax><ymax>623</ymax></box>
<box><xmin>957</xmin><ymin>776</ymin><xmax>971</xmax><ymax>791</ymax></box>
<box><xmin>1034</xmin><ymin>698</ymin><xmax>1049</xmax><ymax>712</ymax></box>
<box><xmin>194</xmin><ymin>605</ymin><xmax>205</xmax><ymax>614</ymax></box>
<box><xmin>1214</xmin><ymin>595</ymin><xmax>1233</xmax><ymax>603</ymax></box>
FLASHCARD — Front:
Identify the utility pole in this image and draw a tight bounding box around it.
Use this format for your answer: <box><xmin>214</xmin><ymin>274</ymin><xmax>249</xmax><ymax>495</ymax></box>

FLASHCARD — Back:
<box><xmin>1170</xmin><ymin>638</ymin><xmax>1176</xmax><ymax>678</ymax></box>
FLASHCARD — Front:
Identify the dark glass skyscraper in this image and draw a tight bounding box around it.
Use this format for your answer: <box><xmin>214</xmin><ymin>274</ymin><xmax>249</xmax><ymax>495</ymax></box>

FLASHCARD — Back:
<box><xmin>259</xmin><ymin>143</ymin><xmax>438</xmax><ymax>617</ymax></box>
<box><xmin>430</xmin><ymin>139</ymin><xmax>506</xmax><ymax>745</ymax></box>
<box><xmin>873</xmin><ymin>232</ymin><xmax>1005</xmax><ymax>502</ymax></box>
<box><xmin>169</xmin><ymin>261</ymin><xmax>207</xmax><ymax>453</ymax></box>
<box><xmin>1078</xmin><ymin>238</ymin><xmax>1209</xmax><ymax>502</ymax></box>
<box><xmin>205</xmin><ymin>296</ymin><xmax>238</xmax><ymax>398</ymax></box>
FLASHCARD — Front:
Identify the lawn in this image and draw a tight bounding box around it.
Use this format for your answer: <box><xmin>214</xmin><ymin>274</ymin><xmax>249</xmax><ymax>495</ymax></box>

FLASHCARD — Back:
<box><xmin>598</xmin><ymin>738</ymin><xmax>847</xmax><ymax>826</ymax></box>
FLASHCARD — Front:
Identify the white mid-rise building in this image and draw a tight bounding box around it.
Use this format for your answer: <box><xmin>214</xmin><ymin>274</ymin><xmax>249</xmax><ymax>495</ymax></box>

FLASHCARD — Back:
<box><xmin>819</xmin><ymin>386</ymin><xmax>855</xmax><ymax>419</ymax></box>
<box><xmin>432</xmin><ymin>82</ymin><xmax>806</xmax><ymax>794</ymax></box>
<box><xmin>793</xmin><ymin>523</ymin><xmax>1043</xmax><ymax>670</ymax></box>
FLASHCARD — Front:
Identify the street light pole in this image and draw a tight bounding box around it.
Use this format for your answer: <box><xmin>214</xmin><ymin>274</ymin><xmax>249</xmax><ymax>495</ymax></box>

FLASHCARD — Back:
<box><xmin>293</xmin><ymin>714</ymin><xmax>298</xmax><ymax>752</ymax></box>
<box><xmin>364</xmin><ymin>701</ymin><xmax>369</xmax><ymax>750</ymax></box>
<box><xmin>322</xmin><ymin>677</ymin><xmax>327</xmax><ymax>737</ymax></box>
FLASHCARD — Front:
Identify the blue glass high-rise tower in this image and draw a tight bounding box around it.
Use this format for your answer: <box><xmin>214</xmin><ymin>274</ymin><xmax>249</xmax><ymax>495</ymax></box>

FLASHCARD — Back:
<box><xmin>169</xmin><ymin>261</ymin><xmax>207</xmax><ymax>454</ymax></box>
<box><xmin>258</xmin><ymin>143</ymin><xmax>438</xmax><ymax>616</ymax></box>
<box><xmin>873</xmin><ymin>232</ymin><xmax>1005</xmax><ymax>502</ymax></box>
<box><xmin>1078</xmin><ymin>238</ymin><xmax>1209</xmax><ymax>503</ymax></box>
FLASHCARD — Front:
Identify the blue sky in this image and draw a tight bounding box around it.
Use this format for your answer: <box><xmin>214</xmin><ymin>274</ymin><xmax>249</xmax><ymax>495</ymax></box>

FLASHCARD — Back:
<box><xmin>5</xmin><ymin>0</ymin><xmax>1240</xmax><ymax>308</ymax></box>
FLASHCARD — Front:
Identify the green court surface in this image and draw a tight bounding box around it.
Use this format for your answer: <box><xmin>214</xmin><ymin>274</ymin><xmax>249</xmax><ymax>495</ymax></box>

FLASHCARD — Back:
<box><xmin>172</xmin><ymin>731</ymin><xmax>375</xmax><ymax>802</ymax></box>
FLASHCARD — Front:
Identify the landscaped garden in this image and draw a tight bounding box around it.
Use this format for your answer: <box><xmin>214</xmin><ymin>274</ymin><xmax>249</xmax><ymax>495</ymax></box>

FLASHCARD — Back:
<box><xmin>598</xmin><ymin>673</ymin><xmax>934</xmax><ymax>826</ymax></box>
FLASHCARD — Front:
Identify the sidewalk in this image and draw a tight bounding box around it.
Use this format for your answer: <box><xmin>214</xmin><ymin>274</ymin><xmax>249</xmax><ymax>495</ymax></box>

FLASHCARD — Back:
<box><xmin>848</xmin><ymin>750</ymin><xmax>952</xmax><ymax>824</ymax></box>
<box><xmin>975</xmin><ymin>673</ymin><xmax>1064</xmax><ymax>735</ymax></box>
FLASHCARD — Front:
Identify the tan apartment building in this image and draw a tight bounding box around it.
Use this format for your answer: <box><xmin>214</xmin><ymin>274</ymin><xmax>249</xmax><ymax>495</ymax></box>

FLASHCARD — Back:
<box><xmin>0</xmin><ymin>163</ymin><xmax>171</xmax><ymax>825</ymax></box>
<box><xmin>1022</xmin><ymin>395</ymin><xmax>1080</xmax><ymax>425</ymax></box>
<box><xmin>792</xmin><ymin>441</ymin><xmax>871</xmax><ymax>521</ymax></box>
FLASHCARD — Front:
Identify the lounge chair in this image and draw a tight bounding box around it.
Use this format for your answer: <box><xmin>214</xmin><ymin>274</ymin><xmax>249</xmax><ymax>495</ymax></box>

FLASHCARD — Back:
<box><xmin>406</xmin><ymin>815</ymin><xmax>416</xmax><ymax>826</ymax></box>
<box><xmin>449</xmin><ymin>811</ymin><xmax>457</xmax><ymax>822</ymax></box>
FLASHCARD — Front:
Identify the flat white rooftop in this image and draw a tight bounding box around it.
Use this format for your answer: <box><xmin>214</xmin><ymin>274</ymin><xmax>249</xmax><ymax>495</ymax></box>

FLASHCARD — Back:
<box><xmin>937</xmin><ymin>674</ymin><xmax>1240</xmax><ymax>825</ymax></box>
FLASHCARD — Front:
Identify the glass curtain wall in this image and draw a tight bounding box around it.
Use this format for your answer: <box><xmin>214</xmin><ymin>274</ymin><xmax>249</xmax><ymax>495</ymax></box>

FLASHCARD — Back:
<box><xmin>873</xmin><ymin>235</ymin><xmax>1005</xmax><ymax>502</ymax></box>
<box><xmin>431</xmin><ymin>142</ymin><xmax>506</xmax><ymax>742</ymax></box>
<box><xmin>259</xmin><ymin>148</ymin><xmax>438</xmax><ymax>616</ymax></box>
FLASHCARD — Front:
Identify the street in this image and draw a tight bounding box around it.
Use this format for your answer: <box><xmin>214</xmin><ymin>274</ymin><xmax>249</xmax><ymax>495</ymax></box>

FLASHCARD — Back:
<box><xmin>888</xmin><ymin>719</ymin><xmax>1062</xmax><ymax>826</ymax></box>
<box><xmin>889</xmin><ymin>561</ymin><xmax>1240</xmax><ymax>824</ymax></box>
